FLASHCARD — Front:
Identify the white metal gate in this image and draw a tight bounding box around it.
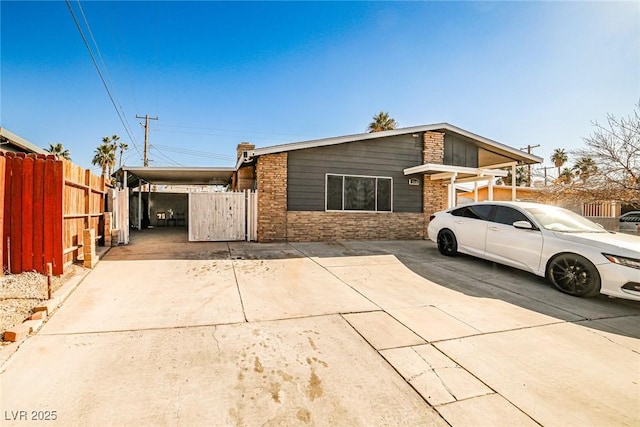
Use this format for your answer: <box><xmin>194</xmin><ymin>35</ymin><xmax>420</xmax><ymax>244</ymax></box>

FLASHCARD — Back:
<box><xmin>188</xmin><ymin>191</ymin><xmax>257</xmax><ymax>242</ymax></box>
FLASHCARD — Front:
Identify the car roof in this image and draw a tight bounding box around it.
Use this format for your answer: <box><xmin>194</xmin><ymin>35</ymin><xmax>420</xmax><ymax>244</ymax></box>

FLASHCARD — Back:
<box><xmin>452</xmin><ymin>201</ymin><xmax>549</xmax><ymax>210</ymax></box>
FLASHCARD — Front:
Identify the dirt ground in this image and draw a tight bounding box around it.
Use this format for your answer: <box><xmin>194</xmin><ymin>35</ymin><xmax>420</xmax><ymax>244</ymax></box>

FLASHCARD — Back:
<box><xmin>0</xmin><ymin>265</ymin><xmax>84</xmax><ymax>341</ymax></box>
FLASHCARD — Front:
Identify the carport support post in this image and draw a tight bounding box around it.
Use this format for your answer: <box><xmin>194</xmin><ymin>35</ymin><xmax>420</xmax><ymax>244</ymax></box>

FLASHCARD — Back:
<box><xmin>448</xmin><ymin>174</ymin><xmax>457</xmax><ymax>208</ymax></box>
<box><xmin>138</xmin><ymin>178</ymin><xmax>142</xmax><ymax>230</ymax></box>
<box><xmin>488</xmin><ymin>178</ymin><xmax>494</xmax><ymax>201</ymax></box>
<box><xmin>511</xmin><ymin>164</ymin><xmax>517</xmax><ymax>201</ymax></box>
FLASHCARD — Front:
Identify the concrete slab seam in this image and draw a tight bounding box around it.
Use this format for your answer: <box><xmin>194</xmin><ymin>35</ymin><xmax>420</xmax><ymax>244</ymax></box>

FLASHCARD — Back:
<box><xmin>577</xmin><ymin>320</ymin><xmax>640</xmax><ymax>354</ymax></box>
<box><xmin>304</xmin><ymin>256</ymin><xmax>384</xmax><ymax>312</ymax></box>
<box><xmin>410</xmin><ymin>346</ymin><xmax>492</xmax><ymax>402</ymax></box>
<box><xmin>227</xmin><ymin>242</ymin><xmax>248</xmax><ymax>323</ymax></box>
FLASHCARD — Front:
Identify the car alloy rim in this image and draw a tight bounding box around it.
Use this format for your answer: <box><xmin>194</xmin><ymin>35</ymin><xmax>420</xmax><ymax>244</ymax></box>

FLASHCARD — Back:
<box><xmin>551</xmin><ymin>257</ymin><xmax>591</xmax><ymax>293</ymax></box>
<box><xmin>439</xmin><ymin>233</ymin><xmax>453</xmax><ymax>252</ymax></box>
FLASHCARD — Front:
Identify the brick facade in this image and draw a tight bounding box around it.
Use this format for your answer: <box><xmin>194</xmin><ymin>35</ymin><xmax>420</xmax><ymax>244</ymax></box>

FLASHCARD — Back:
<box><xmin>423</xmin><ymin>131</ymin><xmax>448</xmax><ymax>233</ymax></box>
<box><xmin>236</xmin><ymin>166</ymin><xmax>256</xmax><ymax>191</ymax></box>
<box><xmin>256</xmin><ymin>153</ymin><xmax>288</xmax><ymax>242</ymax></box>
<box><xmin>287</xmin><ymin>212</ymin><xmax>425</xmax><ymax>241</ymax></box>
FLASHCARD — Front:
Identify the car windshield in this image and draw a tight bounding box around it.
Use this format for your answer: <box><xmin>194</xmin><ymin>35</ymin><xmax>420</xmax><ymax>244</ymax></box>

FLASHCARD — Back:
<box><xmin>523</xmin><ymin>206</ymin><xmax>606</xmax><ymax>233</ymax></box>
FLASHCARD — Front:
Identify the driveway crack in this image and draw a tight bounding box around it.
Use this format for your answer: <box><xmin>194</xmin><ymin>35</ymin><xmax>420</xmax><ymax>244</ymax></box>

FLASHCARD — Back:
<box><xmin>211</xmin><ymin>325</ymin><xmax>221</xmax><ymax>355</ymax></box>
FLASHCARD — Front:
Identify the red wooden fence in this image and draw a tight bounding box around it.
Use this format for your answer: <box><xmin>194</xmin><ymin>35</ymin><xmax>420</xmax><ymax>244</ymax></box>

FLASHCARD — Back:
<box><xmin>0</xmin><ymin>155</ymin><xmax>5</xmax><ymax>273</ymax></box>
<box><xmin>1</xmin><ymin>152</ymin><xmax>105</xmax><ymax>275</ymax></box>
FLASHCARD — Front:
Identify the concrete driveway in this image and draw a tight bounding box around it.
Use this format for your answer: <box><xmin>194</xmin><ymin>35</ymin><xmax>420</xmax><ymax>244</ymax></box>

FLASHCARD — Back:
<box><xmin>2</xmin><ymin>229</ymin><xmax>639</xmax><ymax>426</ymax></box>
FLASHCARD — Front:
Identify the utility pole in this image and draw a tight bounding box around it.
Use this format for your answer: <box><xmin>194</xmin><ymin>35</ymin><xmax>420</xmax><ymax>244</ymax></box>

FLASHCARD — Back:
<box><xmin>137</xmin><ymin>114</ymin><xmax>158</xmax><ymax>167</ymax></box>
<box><xmin>541</xmin><ymin>166</ymin><xmax>555</xmax><ymax>187</ymax></box>
<box><xmin>520</xmin><ymin>144</ymin><xmax>540</xmax><ymax>187</ymax></box>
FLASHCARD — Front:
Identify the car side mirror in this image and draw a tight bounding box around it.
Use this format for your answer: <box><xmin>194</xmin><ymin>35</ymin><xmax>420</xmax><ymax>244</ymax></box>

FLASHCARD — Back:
<box><xmin>513</xmin><ymin>220</ymin><xmax>533</xmax><ymax>230</ymax></box>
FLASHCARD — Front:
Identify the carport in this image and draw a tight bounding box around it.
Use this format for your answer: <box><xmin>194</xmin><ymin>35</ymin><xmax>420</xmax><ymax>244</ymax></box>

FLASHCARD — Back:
<box><xmin>113</xmin><ymin>166</ymin><xmax>252</xmax><ymax>244</ymax></box>
<box><xmin>404</xmin><ymin>162</ymin><xmax>513</xmax><ymax>208</ymax></box>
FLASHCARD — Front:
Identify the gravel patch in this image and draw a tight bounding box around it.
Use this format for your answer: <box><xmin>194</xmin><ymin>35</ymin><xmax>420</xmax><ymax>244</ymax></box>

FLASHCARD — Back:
<box><xmin>0</xmin><ymin>266</ymin><xmax>85</xmax><ymax>341</ymax></box>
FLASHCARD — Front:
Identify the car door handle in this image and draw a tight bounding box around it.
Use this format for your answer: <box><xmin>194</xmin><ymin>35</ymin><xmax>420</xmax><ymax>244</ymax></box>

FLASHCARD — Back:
<box><xmin>454</xmin><ymin>220</ymin><xmax>463</xmax><ymax>224</ymax></box>
<box><xmin>489</xmin><ymin>226</ymin><xmax>499</xmax><ymax>231</ymax></box>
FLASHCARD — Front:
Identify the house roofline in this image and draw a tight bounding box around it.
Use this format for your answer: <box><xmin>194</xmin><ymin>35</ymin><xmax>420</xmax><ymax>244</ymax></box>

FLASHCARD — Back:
<box><xmin>0</xmin><ymin>127</ymin><xmax>48</xmax><ymax>155</ymax></box>
<box><xmin>236</xmin><ymin>123</ymin><xmax>543</xmax><ymax>168</ymax></box>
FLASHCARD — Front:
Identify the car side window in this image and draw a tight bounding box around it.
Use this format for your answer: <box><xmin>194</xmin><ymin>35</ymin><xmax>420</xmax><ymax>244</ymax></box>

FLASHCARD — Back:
<box><xmin>451</xmin><ymin>207</ymin><xmax>466</xmax><ymax>217</ymax></box>
<box><xmin>620</xmin><ymin>213</ymin><xmax>640</xmax><ymax>222</ymax></box>
<box><xmin>468</xmin><ymin>205</ymin><xmax>493</xmax><ymax>220</ymax></box>
<box><xmin>493</xmin><ymin>206</ymin><xmax>530</xmax><ymax>226</ymax></box>
<box><xmin>451</xmin><ymin>205</ymin><xmax>493</xmax><ymax>220</ymax></box>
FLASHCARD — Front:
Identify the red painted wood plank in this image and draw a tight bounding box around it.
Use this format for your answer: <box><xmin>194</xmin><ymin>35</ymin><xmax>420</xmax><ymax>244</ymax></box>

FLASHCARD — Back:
<box><xmin>9</xmin><ymin>156</ymin><xmax>23</xmax><ymax>273</ymax></box>
<box><xmin>0</xmin><ymin>155</ymin><xmax>5</xmax><ymax>274</ymax></box>
<box><xmin>32</xmin><ymin>157</ymin><xmax>45</xmax><ymax>273</ymax></box>
<box><xmin>52</xmin><ymin>160</ymin><xmax>64</xmax><ymax>275</ymax></box>
<box><xmin>21</xmin><ymin>156</ymin><xmax>34</xmax><ymax>272</ymax></box>
<box><xmin>43</xmin><ymin>159</ymin><xmax>55</xmax><ymax>272</ymax></box>
<box><xmin>2</xmin><ymin>153</ymin><xmax>10</xmax><ymax>273</ymax></box>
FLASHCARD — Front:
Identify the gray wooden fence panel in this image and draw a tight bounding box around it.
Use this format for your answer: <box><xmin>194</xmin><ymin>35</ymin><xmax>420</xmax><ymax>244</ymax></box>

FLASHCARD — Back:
<box><xmin>189</xmin><ymin>192</ymin><xmax>246</xmax><ymax>241</ymax></box>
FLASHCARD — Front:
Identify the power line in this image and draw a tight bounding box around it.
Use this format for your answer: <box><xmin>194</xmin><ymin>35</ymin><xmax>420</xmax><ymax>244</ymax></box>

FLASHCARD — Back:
<box><xmin>152</xmin><ymin>144</ymin><xmax>236</xmax><ymax>161</ymax></box>
<box><xmin>65</xmin><ymin>0</ymin><xmax>142</xmax><ymax>159</ymax></box>
<box><xmin>149</xmin><ymin>146</ymin><xmax>183</xmax><ymax>167</ymax></box>
<box><xmin>154</xmin><ymin>123</ymin><xmax>312</xmax><ymax>140</ymax></box>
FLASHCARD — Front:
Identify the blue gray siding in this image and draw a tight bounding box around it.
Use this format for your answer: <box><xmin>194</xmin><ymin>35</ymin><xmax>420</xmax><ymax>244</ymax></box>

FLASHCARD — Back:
<box><xmin>444</xmin><ymin>134</ymin><xmax>478</xmax><ymax>168</ymax></box>
<box><xmin>287</xmin><ymin>135</ymin><xmax>423</xmax><ymax>212</ymax></box>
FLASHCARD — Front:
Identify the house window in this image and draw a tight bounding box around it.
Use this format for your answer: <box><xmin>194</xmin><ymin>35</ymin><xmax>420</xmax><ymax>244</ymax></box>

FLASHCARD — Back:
<box><xmin>325</xmin><ymin>174</ymin><xmax>392</xmax><ymax>212</ymax></box>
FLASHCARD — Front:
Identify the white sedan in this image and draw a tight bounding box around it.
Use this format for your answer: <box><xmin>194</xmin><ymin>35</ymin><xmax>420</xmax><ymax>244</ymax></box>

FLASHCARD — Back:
<box><xmin>427</xmin><ymin>201</ymin><xmax>640</xmax><ymax>301</ymax></box>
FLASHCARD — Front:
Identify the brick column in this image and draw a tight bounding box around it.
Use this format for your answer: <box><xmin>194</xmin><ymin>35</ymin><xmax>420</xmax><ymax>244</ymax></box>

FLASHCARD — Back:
<box><xmin>423</xmin><ymin>131</ymin><xmax>448</xmax><ymax>237</ymax></box>
<box><xmin>235</xmin><ymin>143</ymin><xmax>257</xmax><ymax>191</ymax></box>
<box><xmin>83</xmin><ymin>229</ymin><xmax>97</xmax><ymax>268</ymax></box>
<box><xmin>236</xmin><ymin>166</ymin><xmax>256</xmax><ymax>191</ymax></box>
<box><xmin>103</xmin><ymin>212</ymin><xmax>112</xmax><ymax>246</ymax></box>
<box><xmin>256</xmin><ymin>153</ymin><xmax>288</xmax><ymax>242</ymax></box>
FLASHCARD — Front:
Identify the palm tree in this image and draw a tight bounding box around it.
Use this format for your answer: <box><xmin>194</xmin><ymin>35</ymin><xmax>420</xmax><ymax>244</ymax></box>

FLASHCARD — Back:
<box><xmin>499</xmin><ymin>166</ymin><xmax>526</xmax><ymax>186</ymax></box>
<box><xmin>99</xmin><ymin>135</ymin><xmax>121</xmax><ymax>175</ymax></box>
<box><xmin>367</xmin><ymin>111</ymin><xmax>397</xmax><ymax>133</ymax></box>
<box><xmin>45</xmin><ymin>143</ymin><xmax>71</xmax><ymax>160</ymax></box>
<box><xmin>92</xmin><ymin>142</ymin><xmax>116</xmax><ymax>179</ymax></box>
<box><xmin>118</xmin><ymin>141</ymin><xmax>129</xmax><ymax>168</ymax></box>
<box><xmin>550</xmin><ymin>148</ymin><xmax>568</xmax><ymax>178</ymax></box>
<box><xmin>557</xmin><ymin>167</ymin><xmax>575</xmax><ymax>185</ymax></box>
<box><xmin>573</xmin><ymin>157</ymin><xmax>597</xmax><ymax>184</ymax></box>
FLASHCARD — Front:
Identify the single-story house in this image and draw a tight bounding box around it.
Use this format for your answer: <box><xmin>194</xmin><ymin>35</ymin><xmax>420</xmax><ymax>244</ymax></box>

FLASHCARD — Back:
<box><xmin>233</xmin><ymin>123</ymin><xmax>542</xmax><ymax>242</ymax></box>
<box><xmin>0</xmin><ymin>127</ymin><xmax>48</xmax><ymax>155</ymax></box>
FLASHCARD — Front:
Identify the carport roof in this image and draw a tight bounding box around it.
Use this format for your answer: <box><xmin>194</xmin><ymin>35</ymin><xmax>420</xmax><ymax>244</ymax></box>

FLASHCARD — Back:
<box><xmin>117</xmin><ymin>166</ymin><xmax>235</xmax><ymax>187</ymax></box>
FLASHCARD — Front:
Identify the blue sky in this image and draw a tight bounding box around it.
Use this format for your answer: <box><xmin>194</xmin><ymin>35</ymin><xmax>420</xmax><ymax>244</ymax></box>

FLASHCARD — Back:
<box><xmin>1</xmin><ymin>1</ymin><xmax>638</xmax><ymax>176</ymax></box>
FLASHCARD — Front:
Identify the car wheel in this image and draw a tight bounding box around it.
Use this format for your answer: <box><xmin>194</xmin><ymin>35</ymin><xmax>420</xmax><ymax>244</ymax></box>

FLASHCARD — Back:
<box><xmin>546</xmin><ymin>254</ymin><xmax>601</xmax><ymax>297</ymax></box>
<box><xmin>437</xmin><ymin>229</ymin><xmax>458</xmax><ymax>256</ymax></box>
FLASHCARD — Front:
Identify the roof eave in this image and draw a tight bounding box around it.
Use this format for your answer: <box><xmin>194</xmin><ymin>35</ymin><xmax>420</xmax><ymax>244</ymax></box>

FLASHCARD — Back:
<box><xmin>244</xmin><ymin>123</ymin><xmax>542</xmax><ymax>165</ymax></box>
<box><xmin>0</xmin><ymin>127</ymin><xmax>48</xmax><ymax>155</ymax></box>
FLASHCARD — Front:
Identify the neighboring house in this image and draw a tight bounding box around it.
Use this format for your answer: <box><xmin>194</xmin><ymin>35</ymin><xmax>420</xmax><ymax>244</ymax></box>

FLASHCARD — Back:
<box><xmin>0</xmin><ymin>127</ymin><xmax>47</xmax><ymax>155</ymax></box>
<box><xmin>457</xmin><ymin>184</ymin><xmax>544</xmax><ymax>205</ymax></box>
<box><xmin>234</xmin><ymin>123</ymin><xmax>542</xmax><ymax>242</ymax></box>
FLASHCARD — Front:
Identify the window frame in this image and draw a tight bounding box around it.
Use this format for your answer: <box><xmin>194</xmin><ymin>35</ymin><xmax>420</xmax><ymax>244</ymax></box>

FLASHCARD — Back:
<box><xmin>325</xmin><ymin>173</ymin><xmax>394</xmax><ymax>213</ymax></box>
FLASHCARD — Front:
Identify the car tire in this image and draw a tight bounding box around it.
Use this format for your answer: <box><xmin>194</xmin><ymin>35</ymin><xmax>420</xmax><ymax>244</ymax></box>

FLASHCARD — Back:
<box><xmin>437</xmin><ymin>229</ymin><xmax>458</xmax><ymax>257</ymax></box>
<box><xmin>546</xmin><ymin>253</ymin><xmax>601</xmax><ymax>297</ymax></box>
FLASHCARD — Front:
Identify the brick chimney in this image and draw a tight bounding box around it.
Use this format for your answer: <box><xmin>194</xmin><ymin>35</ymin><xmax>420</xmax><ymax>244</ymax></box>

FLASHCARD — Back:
<box><xmin>237</xmin><ymin>142</ymin><xmax>255</xmax><ymax>161</ymax></box>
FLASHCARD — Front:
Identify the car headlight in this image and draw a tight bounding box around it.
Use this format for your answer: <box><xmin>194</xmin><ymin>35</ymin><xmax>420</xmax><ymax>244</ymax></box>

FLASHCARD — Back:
<box><xmin>603</xmin><ymin>253</ymin><xmax>640</xmax><ymax>270</ymax></box>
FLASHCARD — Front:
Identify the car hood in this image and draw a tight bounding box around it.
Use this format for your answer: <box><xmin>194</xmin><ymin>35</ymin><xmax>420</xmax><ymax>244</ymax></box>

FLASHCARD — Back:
<box><xmin>553</xmin><ymin>232</ymin><xmax>640</xmax><ymax>257</ymax></box>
